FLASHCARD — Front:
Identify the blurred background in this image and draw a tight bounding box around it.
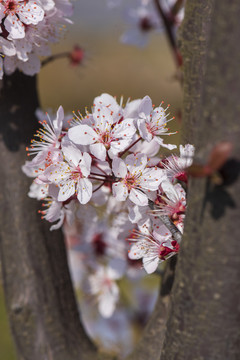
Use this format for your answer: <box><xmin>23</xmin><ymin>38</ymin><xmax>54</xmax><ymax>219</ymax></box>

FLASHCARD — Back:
<box><xmin>0</xmin><ymin>0</ymin><xmax>182</xmax><ymax>358</ymax></box>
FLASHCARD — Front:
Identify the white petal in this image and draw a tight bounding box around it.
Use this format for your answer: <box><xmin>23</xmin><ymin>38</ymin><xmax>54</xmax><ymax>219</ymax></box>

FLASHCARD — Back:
<box><xmin>112</xmin><ymin>182</ymin><xmax>128</xmax><ymax>201</ymax></box>
<box><xmin>138</xmin><ymin>95</ymin><xmax>152</xmax><ymax>116</ymax></box>
<box><xmin>124</xmin><ymin>99</ymin><xmax>142</xmax><ymax>118</ymax></box>
<box><xmin>0</xmin><ymin>37</ymin><xmax>16</xmax><ymax>56</ymax></box>
<box><xmin>53</xmin><ymin>106</ymin><xmax>64</xmax><ymax>136</ymax></box>
<box><xmin>68</xmin><ymin>124</ymin><xmax>97</xmax><ymax>145</ymax></box>
<box><xmin>143</xmin><ymin>256</ymin><xmax>160</xmax><ymax>274</ymax></box>
<box><xmin>140</xmin><ymin>168</ymin><xmax>165</xmax><ymax>191</ymax></box>
<box><xmin>109</xmin><ymin>139</ymin><xmax>131</xmax><ymax>157</ymax></box>
<box><xmin>5</xmin><ymin>14</ymin><xmax>25</xmax><ymax>39</ymax></box>
<box><xmin>90</xmin><ymin>142</ymin><xmax>106</xmax><ymax>161</ymax></box>
<box><xmin>137</xmin><ymin>118</ymin><xmax>152</xmax><ymax>142</ymax></box>
<box><xmin>125</xmin><ymin>153</ymin><xmax>147</xmax><ymax>174</ymax></box>
<box><xmin>62</xmin><ymin>144</ymin><xmax>83</xmax><ymax>167</ymax></box>
<box><xmin>98</xmin><ymin>285</ymin><xmax>118</xmax><ymax>318</ymax></box>
<box><xmin>113</xmin><ymin>118</ymin><xmax>136</xmax><ymax>138</ymax></box>
<box><xmin>58</xmin><ymin>182</ymin><xmax>75</xmax><ymax>201</ymax></box>
<box><xmin>154</xmin><ymin>137</ymin><xmax>177</xmax><ymax>150</ymax></box>
<box><xmin>129</xmin><ymin>188</ymin><xmax>148</xmax><ymax>206</ymax></box>
<box><xmin>77</xmin><ymin>178</ymin><xmax>92</xmax><ymax>204</ymax></box>
<box><xmin>92</xmin><ymin>105</ymin><xmax>113</xmax><ymax>131</ymax></box>
<box><xmin>112</xmin><ymin>157</ymin><xmax>127</xmax><ymax>178</ymax></box>
<box><xmin>81</xmin><ymin>152</ymin><xmax>92</xmax><ymax>176</ymax></box>
<box><xmin>128</xmin><ymin>243</ymin><xmax>145</xmax><ymax>259</ymax></box>
<box><xmin>18</xmin><ymin>54</ymin><xmax>41</xmax><ymax>76</ymax></box>
<box><xmin>18</xmin><ymin>2</ymin><xmax>44</xmax><ymax>25</ymax></box>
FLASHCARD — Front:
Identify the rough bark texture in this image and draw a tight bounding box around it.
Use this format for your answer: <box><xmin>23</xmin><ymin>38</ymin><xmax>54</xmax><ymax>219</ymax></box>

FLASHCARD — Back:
<box><xmin>160</xmin><ymin>0</ymin><xmax>240</xmax><ymax>359</ymax></box>
<box><xmin>126</xmin><ymin>257</ymin><xmax>177</xmax><ymax>360</ymax></box>
<box><xmin>0</xmin><ymin>73</ymin><xmax>100</xmax><ymax>360</ymax></box>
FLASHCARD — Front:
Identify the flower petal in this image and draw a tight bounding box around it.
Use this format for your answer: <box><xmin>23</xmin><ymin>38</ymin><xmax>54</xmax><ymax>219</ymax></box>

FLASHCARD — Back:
<box><xmin>68</xmin><ymin>124</ymin><xmax>97</xmax><ymax>145</ymax></box>
<box><xmin>77</xmin><ymin>178</ymin><xmax>92</xmax><ymax>204</ymax></box>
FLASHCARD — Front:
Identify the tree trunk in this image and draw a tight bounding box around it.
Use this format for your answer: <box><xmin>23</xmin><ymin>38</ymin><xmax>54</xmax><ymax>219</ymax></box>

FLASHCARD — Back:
<box><xmin>0</xmin><ymin>73</ymin><xmax>99</xmax><ymax>360</ymax></box>
<box><xmin>160</xmin><ymin>0</ymin><xmax>240</xmax><ymax>359</ymax></box>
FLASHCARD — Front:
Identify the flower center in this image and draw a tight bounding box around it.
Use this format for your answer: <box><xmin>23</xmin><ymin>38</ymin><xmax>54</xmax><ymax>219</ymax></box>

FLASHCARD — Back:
<box><xmin>124</xmin><ymin>174</ymin><xmax>138</xmax><ymax>190</ymax></box>
<box><xmin>70</xmin><ymin>166</ymin><xmax>83</xmax><ymax>181</ymax></box>
<box><xmin>4</xmin><ymin>0</ymin><xmax>18</xmax><ymax>13</ymax></box>
<box><xmin>99</xmin><ymin>131</ymin><xmax>113</xmax><ymax>149</ymax></box>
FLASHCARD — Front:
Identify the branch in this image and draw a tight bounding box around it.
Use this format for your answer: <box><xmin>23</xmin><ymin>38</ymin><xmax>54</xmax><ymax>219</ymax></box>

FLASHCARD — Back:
<box><xmin>0</xmin><ymin>72</ymin><xmax>100</xmax><ymax>360</ymax></box>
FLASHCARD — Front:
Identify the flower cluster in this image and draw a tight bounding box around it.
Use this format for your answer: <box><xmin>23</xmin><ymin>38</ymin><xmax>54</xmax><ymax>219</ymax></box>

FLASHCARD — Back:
<box><xmin>23</xmin><ymin>93</ymin><xmax>194</xmax><ymax>317</ymax></box>
<box><xmin>0</xmin><ymin>0</ymin><xmax>72</xmax><ymax>78</ymax></box>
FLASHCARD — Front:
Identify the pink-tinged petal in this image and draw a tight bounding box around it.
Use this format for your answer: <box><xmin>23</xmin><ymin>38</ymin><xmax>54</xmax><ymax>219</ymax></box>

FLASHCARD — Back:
<box><xmin>154</xmin><ymin>136</ymin><xmax>177</xmax><ymax>150</ymax></box>
<box><xmin>90</xmin><ymin>142</ymin><xmax>106</xmax><ymax>161</ymax></box>
<box><xmin>143</xmin><ymin>256</ymin><xmax>159</xmax><ymax>274</ymax></box>
<box><xmin>140</xmin><ymin>168</ymin><xmax>165</xmax><ymax>191</ymax></box>
<box><xmin>125</xmin><ymin>153</ymin><xmax>147</xmax><ymax>174</ymax></box>
<box><xmin>0</xmin><ymin>37</ymin><xmax>16</xmax><ymax>56</ymax></box>
<box><xmin>137</xmin><ymin>118</ymin><xmax>152</xmax><ymax>142</ymax></box>
<box><xmin>128</xmin><ymin>243</ymin><xmax>145</xmax><ymax>259</ymax></box>
<box><xmin>68</xmin><ymin>124</ymin><xmax>97</xmax><ymax>145</ymax></box>
<box><xmin>3</xmin><ymin>56</ymin><xmax>16</xmax><ymax>75</ymax></box>
<box><xmin>98</xmin><ymin>284</ymin><xmax>119</xmax><ymax>318</ymax></box>
<box><xmin>109</xmin><ymin>139</ymin><xmax>131</xmax><ymax>157</ymax></box>
<box><xmin>50</xmin><ymin>214</ymin><xmax>64</xmax><ymax>231</ymax></box>
<box><xmin>44</xmin><ymin>163</ymin><xmax>69</xmax><ymax>183</ymax></box>
<box><xmin>151</xmin><ymin>107</ymin><xmax>166</xmax><ymax>124</ymax></box>
<box><xmin>5</xmin><ymin>14</ymin><xmax>25</xmax><ymax>39</ymax></box>
<box><xmin>45</xmin><ymin>201</ymin><xmax>62</xmax><ymax>223</ymax></box>
<box><xmin>48</xmin><ymin>184</ymin><xmax>59</xmax><ymax>199</ymax></box>
<box><xmin>129</xmin><ymin>188</ymin><xmax>148</xmax><ymax>206</ymax></box>
<box><xmin>18</xmin><ymin>2</ymin><xmax>44</xmax><ymax>25</ymax></box>
<box><xmin>124</xmin><ymin>99</ymin><xmax>142</xmax><ymax>118</ymax></box>
<box><xmin>81</xmin><ymin>152</ymin><xmax>92</xmax><ymax>176</ymax></box>
<box><xmin>113</xmin><ymin>118</ymin><xmax>136</xmax><ymax>138</ymax></box>
<box><xmin>94</xmin><ymin>93</ymin><xmax>121</xmax><ymax>119</ymax></box>
<box><xmin>128</xmin><ymin>205</ymin><xmax>149</xmax><ymax>224</ymax></box>
<box><xmin>58</xmin><ymin>182</ymin><xmax>75</xmax><ymax>202</ymax></box>
<box><xmin>62</xmin><ymin>144</ymin><xmax>83</xmax><ymax>167</ymax></box>
<box><xmin>77</xmin><ymin>178</ymin><xmax>92</xmax><ymax>204</ymax></box>
<box><xmin>92</xmin><ymin>105</ymin><xmax>113</xmax><ymax>131</ymax></box>
<box><xmin>55</xmin><ymin>0</ymin><xmax>73</xmax><ymax>16</ymax></box>
<box><xmin>138</xmin><ymin>95</ymin><xmax>152</xmax><ymax>116</ymax></box>
<box><xmin>112</xmin><ymin>157</ymin><xmax>127</xmax><ymax>178</ymax></box>
<box><xmin>153</xmin><ymin>224</ymin><xmax>171</xmax><ymax>239</ymax></box>
<box><xmin>53</xmin><ymin>106</ymin><xmax>64</xmax><ymax>136</ymax></box>
<box><xmin>112</xmin><ymin>182</ymin><xmax>128</xmax><ymax>201</ymax></box>
<box><xmin>161</xmin><ymin>180</ymin><xmax>178</xmax><ymax>203</ymax></box>
<box><xmin>18</xmin><ymin>53</ymin><xmax>40</xmax><ymax>75</ymax></box>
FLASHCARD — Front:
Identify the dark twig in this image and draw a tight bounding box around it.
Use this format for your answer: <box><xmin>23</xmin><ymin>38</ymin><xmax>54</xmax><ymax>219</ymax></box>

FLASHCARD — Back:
<box><xmin>153</xmin><ymin>0</ymin><xmax>182</xmax><ymax>67</ymax></box>
<box><xmin>42</xmin><ymin>52</ymin><xmax>70</xmax><ymax>67</ymax></box>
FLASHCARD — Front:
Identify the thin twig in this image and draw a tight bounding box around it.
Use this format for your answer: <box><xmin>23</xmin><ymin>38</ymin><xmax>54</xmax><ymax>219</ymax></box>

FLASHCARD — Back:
<box><xmin>42</xmin><ymin>52</ymin><xmax>69</xmax><ymax>67</ymax></box>
<box><xmin>153</xmin><ymin>0</ymin><xmax>182</xmax><ymax>67</ymax></box>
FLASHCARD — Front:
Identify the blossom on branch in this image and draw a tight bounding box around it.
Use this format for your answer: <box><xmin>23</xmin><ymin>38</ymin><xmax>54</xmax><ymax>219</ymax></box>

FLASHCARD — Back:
<box><xmin>0</xmin><ymin>0</ymin><xmax>73</xmax><ymax>78</ymax></box>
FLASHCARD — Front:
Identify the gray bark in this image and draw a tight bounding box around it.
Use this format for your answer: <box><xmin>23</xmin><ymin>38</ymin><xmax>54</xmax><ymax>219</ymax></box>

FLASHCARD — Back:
<box><xmin>160</xmin><ymin>0</ymin><xmax>240</xmax><ymax>359</ymax></box>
